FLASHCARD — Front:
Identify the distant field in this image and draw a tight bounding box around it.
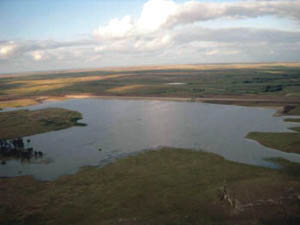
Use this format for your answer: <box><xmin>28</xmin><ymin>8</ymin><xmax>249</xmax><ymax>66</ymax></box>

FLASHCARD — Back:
<box><xmin>1</xmin><ymin>63</ymin><xmax>300</xmax><ymax>103</ymax></box>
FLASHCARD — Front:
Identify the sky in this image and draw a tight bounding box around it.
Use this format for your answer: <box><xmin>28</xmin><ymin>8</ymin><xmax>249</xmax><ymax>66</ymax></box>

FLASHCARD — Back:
<box><xmin>0</xmin><ymin>0</ymin><xmax>300</xmax><ymax>74</ymax></box>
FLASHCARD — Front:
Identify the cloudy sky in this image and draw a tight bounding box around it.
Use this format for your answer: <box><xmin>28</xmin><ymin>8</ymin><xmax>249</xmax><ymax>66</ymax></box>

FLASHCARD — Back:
<box><xmin>0</xmin><ymin>0</ymin><xmax>300</xmax><ymax>74</ymax></box>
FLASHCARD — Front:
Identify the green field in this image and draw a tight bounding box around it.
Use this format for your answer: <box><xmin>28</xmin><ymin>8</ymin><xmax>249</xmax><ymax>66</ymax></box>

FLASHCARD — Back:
<box><xmin>1</xmin><ymin>63</ymin><xmax>300</xmax><ymax>102</ymax></box>
<box><xmin>1</xmin><ymin>147</ymin><xmax>300</xmax><ymax>225</ymax></box>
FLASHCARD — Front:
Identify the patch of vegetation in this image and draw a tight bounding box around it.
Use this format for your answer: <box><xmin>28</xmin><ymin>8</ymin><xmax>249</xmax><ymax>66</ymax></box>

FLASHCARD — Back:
<box><xmin>247</xmin><ymin>104</ymin><xmax>300</xmax><ymax>154</ymax></box>
<box><xmin>0</xmin><ymin>108</ymin><xmax>86</xmax><ymax>139</ymax></box>
<box><xmin>285</xmin><ymin>105</ymin><xmax>300</xmax><ymax>116</ymax></box>
<box><xmin>290</xmin><ymin>127</ymin><xmax>300</xmax><ymax>132</ymax></box>
<box><xmin>284</xmin><ymin>118</ymin><xmax>300</xmax><ymax>123</ymax></box>
<box><xmin>0</xmin><ymin>148</ymin><xmax>300</xmax><ymax>225</ymax></box>
<box><xmin>266</xmin><ymin>157</ymin><xmax>300</xmax><ymax>177</ymax></box>
<box><xmin>264</xmin><ymin>85</ymin><xmax>283</xmax><ymax>92</ymax></box>
<box><xmin>247</xmin><ymin>132</ymin><xmax>300</xmax><ymax>154</ymax></box>
<box><xmin>0</xmin><ymin>99</ymin><xmax>39</xmax><ymax>109</ymax></box>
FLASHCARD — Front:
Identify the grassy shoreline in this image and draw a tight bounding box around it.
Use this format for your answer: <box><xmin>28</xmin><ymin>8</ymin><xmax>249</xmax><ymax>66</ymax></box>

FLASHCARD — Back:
<box><xmin>1</xmin><ymin>94</ymin><xmax>299</xmax><ymax>110</ymax></box>
<box><xmin>0</xmin><ymin>108</ymin><xmax>86</xmax><ymax>139</ymax></box>
<box><xmin>247</xmin><ymin>105</ymin><xmax>300</xmax><ymax>154</ymax></box>
<box><xmin>1</xmin><ymin>147</ymin><xmax>300</xmax><ymax>225</ymax></box>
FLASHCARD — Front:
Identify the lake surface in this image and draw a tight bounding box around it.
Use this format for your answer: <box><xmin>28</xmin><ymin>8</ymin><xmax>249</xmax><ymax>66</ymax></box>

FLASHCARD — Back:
<box><xmin>1</xmin><ymin>99</ymin><xmax>300</xmax><ymax>180</ymax></box>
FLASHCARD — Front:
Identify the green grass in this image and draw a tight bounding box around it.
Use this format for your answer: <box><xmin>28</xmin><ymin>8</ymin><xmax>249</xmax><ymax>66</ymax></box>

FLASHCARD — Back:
<box><xmin>1</xmin><ymin>64</ymin><xmax>300</xmax><ymax>98</ymax></box>
<box><xmin>247</xmin><ymin>105</ymin><xmax>300</xmax><ymax>154</ymax></box>
<box><xmin>0</xmin><ymin>108</ymin><xmax>86</xmax><ymax>139</ymax></box>
<box><xmin>0</xmin><ymin>147</ymin><xmax>300</xmax><ymax>225</ymax></box>
<box><xmin>284</xmin><ymin>118</ymin><xmax>300</xmax><ymax>123</ymax></box>
<box><xmin>247</xmin><ymin>132</ymin><xmax>300</xmax><ymax>154</ymax></box>
<box><xmin>285</xmin><ymin>106</ymin><xmax>300</xmax><ymax>116</ymax></box>
<box><xmin>290</xmin><ymin>127</ymin><xmax>300</xmax><ymax>132</ymax></box>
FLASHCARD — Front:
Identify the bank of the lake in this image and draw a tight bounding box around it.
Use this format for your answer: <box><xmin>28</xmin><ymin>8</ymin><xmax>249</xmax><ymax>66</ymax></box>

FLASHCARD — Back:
<box><xmin>0</xmin><ymin>108</ymin><xmax>85</xmax><ymax>139</ymax></box>
<box><xmin>247</xmin><ymin>105</ymin><xmax>300</xmax><ymax>154</ymax></box>
<box><xmin>1</xmin><ymin>94</ymin><xmax>300</xmax><ymax>110</ymax></box>
<box><xmin>1</xmin><ymin>147</ymin><xmax>300</xmax><ymax>225</ymax></box>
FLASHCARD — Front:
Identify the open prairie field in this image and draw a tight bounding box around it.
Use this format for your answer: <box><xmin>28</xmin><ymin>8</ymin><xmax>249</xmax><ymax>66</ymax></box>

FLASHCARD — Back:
<box><xmin>1</xmin><ymin>63</ymin><xmax>300</xmax><ymax>225</ymax></box>
<box><xmin>1</xmin><ymin>63</ymin><xmax>300</xmax><ymax>108</ymax></box>
<box><xmin>2</xmin><ymin>0</ymin><xmax>300</xmax><ymax>224</ymax></box>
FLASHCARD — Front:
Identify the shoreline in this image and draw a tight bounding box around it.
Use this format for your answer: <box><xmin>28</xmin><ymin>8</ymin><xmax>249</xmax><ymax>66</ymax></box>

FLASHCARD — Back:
<box><xmin>32</xmin><ymin>94</ymin><xmax>300</xmax><ymax>112</ymax></box>
<box><xmin>1</xmin><ymin>147</ymin><xmax>300</xmax><ymax>225</ymax></box>
<box><xmin>2</xmin><ymin>93</ymin><xmax>300</xmax><ymax>111</ymax></box>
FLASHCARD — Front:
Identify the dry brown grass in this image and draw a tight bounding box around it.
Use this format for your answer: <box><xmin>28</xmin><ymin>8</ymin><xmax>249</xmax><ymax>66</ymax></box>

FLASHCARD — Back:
<box><xmin>4</xmin><ymin>84</ymin><xmax>68</xmax><ymax>95</ymax></box>
<box><xmin>4</xmin><ymin>74</ymin><xmax>127</xmax><ymax>95</ymax></box>
<box><xmin>0</xmin><ymin>99</ymin><xmax>39</xmax><ymax>109</ymax></box>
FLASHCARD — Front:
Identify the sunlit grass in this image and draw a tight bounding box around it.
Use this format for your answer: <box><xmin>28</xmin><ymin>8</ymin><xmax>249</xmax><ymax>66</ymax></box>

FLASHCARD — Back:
<box><xmin>1</xmin><ymin>63</ymin><xmax>300</xmax><ymax>99</ymax></box>
<box><xmin>8</xmin><ymin>75</ymin><xmax>125</xmax><ymax>86</ymax></box>
<box><xmin>4</xmin><ymin>84</ymin><xmax>69</xmax><ymax>95</ymax></box>
<box><xmin>0</xmin><ymin>99</ymin><xmax>38</xmax><ymax>109</ymax></box>
<box><xmin>262</xmin><ymin>70</ymin><xmax>286</xmax><ymax>74</ymax></box>
<box><xmin>106</xmin><ymin>84</ymin><xmax>146</xmax><ymax>93</ymax></box>
<box><xmin>4</xmin><ymin>74</ymin><xmax>127</xmax><ymax>95</ymax></box>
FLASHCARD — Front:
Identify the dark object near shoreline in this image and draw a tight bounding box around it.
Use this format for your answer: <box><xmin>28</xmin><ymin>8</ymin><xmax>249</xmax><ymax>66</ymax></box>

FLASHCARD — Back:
<box><xmin>0</xmin><ymin>137</ymin><xmax>43</xmax><ymax>162</ymax></box>
<box><xmin>282</xmin><ymin>105</ymin><xmax>297</xmax><ymax>114</ymax></box>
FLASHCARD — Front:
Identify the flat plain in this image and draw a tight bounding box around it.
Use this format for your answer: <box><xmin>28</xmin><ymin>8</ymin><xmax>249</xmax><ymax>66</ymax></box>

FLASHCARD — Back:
<box><xmin>1</xmin><ymin>63</ymin><xmax>300</xmax><ymax>107</ymax></box>
<box><xmin>1</xmin><ymin>63</ymin><xmax>300</xmax><ymax>225</ymax></box>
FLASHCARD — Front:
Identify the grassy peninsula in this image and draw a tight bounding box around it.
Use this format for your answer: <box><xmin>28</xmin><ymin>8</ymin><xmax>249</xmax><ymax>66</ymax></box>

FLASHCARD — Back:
<box><xmin>247</xmin><ymin>132</ymin><xmax>300</xmax><ymax>154</ymax></box>
<box><xmin>247</xmin><ymin>105</ymin><xmax>300</xmax><ymax>154</ymax></box>
<box><xmin>0</xmin><ymin>108</ymin><xmax>85</xmax><ymax>139</ymax></box>
<box><xmin>1</xmin><ymin>147</ymin><xmax>300</xmax><ymax>225</ymax></box>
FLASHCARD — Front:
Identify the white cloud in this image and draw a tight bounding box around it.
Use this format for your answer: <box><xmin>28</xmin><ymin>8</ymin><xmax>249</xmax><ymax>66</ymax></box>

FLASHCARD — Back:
<box><xmin>163</xmin><ymin>0</ymin><xmax>300</xmax><ymax>28</ymax></box>
<box><xmin>0</xmin><ymin>41</ymin><xmax>16</xmax><ymax>58</ymax></box>
<box><xmin>1</xmin><ymin>0</ymin><xmax>300</xmax><ymax>73</ymax></box>
<box><xmin>93</xmin><ymin>16</ymin><xmax>134</xmax><ymax>39</ymax></box>
<box><xmin>93</xmin><ymin>0</ymin><xmax>300</xmax><ymax>40</ymax></box>
<box><xmin>137</xmin><ymin>0</ymin><xmax>177</xmax><ymax>33</ymax></box>
<box><xmin>93</xmin><ymin>0</ymin><xmax>178</xmax><ymax>40</ymax></box>
<box><xmin>29</xmin><ymin>50</ymin><xmax>44</xmax><ymax>61</ymax></box>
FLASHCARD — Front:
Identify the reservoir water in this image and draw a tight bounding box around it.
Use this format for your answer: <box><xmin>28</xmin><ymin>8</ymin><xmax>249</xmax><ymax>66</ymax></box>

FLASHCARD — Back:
<box><xmin>1</xmin><ymin>99</ymin><xmax>300</xmax><ymax>180</ymax></box>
